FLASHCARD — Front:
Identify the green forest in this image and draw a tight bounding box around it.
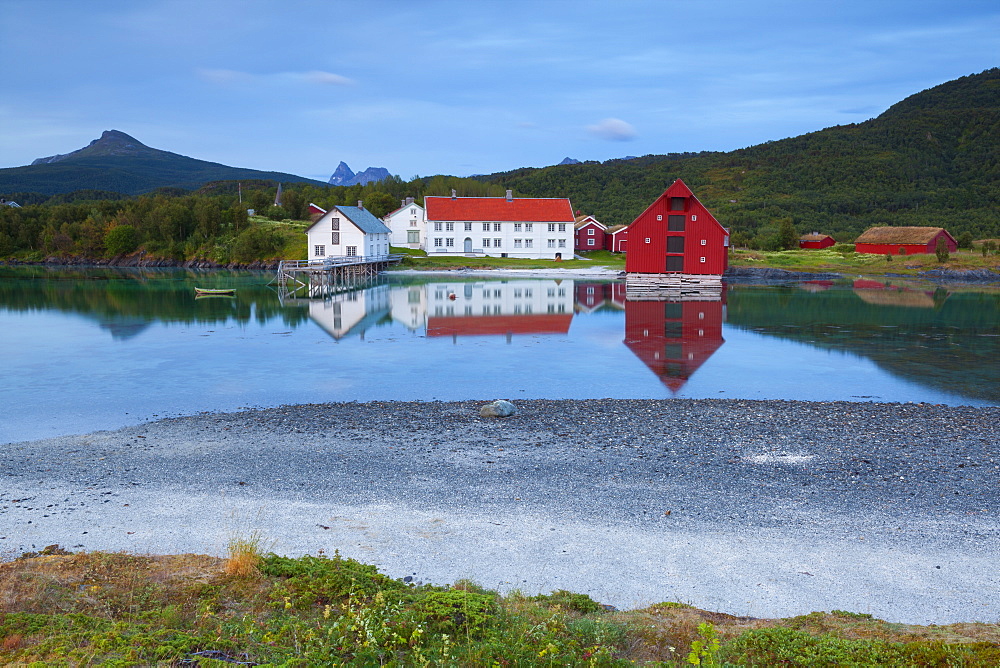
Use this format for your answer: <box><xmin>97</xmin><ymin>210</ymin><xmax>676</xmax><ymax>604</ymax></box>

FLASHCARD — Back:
<box><xmin>1</xmin><ymin>68</ymin><xmax>997</xmax><ymax>263</ymax></box>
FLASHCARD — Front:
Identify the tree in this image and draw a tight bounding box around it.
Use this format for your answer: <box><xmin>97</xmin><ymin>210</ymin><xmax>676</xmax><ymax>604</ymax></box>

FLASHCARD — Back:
<box><xmin>104</xmin><ymin>225</ymin><xmax>138</xmax><ymax>256</ymax></box>
<box><xmin>956</xmin><ymin>231</ymin><xmax>973</xmax><ymax>249</ymax></box>
<box><xmin>935</xmin><ymin>236</ymin><xmax>950</xmax><ymax>263</ymax></box>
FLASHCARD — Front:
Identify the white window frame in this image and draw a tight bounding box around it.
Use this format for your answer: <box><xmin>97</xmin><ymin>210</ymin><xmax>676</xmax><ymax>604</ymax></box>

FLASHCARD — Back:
<box><xmin>346</xmin><ymin>246</ymin><xmax>358</xmax><ymax>257</ymax></box>
<box><xmin>315</xmin><ymin>245</ymin><xmax>325</xmax><ymax>256</ymax></box>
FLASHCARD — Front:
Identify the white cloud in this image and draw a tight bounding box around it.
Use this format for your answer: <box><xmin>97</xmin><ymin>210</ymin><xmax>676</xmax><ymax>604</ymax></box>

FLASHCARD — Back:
<box><xmin>587</xmin><ymin>118</ymin><xmax>637</xmax><ymax>141</ymax></box>
<box><xmin>197</xmin><ymin>68</ymin><xmax>354</xmax><ymax>87</ymax></box>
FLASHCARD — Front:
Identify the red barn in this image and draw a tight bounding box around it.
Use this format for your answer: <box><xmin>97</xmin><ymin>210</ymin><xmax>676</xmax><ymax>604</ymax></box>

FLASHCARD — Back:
<box><xmin>574</xmin><ymin>215</ymin><xmax>607</xmax><ymax>251</ymax></box>
<box><xmin>854</xmin><ymin>226</ymin><xmax>957</xmax><ymax>255</ymax></box>
<box><xmin>799</xmin><ymin>232</ymin><xmax>835</xmax><ymax>249</ymax></box>
<box><xmin>625</xmin><ymin>179</ymin><xmax>729</xmax><ymax>278</ymax></box>
<box><xmin>623</xmin><ymin>293</ymin><xmax>726</xmax><ymax>393</ymax></box>
<box><xmin>605</xmin><ymin>225</ymin><xmax>629</xmax><ymax>253</ymax></box>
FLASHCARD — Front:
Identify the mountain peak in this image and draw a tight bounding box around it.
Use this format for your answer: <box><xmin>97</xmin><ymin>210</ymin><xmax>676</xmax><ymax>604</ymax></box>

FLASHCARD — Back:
<box><xmin>32</xmin><ymin>129</ymin><xmax>156</xmax><ymax>165</ymax></box>
<box><xmin>558</xmin><ymin>157</ymin><xmax>581</xmax><ymax>165</ymax></box>
<box><xmin>328</xmin><ymin>161</ymin><xmax>355</xmax><ymax>185</ymax></box>
<box><xmin>328</xmin><ymin>162</ymin><xmax>390</xmax><ymax>186</ymax></box>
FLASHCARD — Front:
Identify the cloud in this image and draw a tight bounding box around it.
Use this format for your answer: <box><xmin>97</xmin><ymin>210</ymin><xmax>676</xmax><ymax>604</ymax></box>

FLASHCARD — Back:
<box><xmin>587</xmin><ymin>117</ymin><xmax>637</xmax><ymax>141</ymax></box>
<box><xmin>197</xmin><ymin>68</ymin><xmax>354</xmax><ymax>87</ymax></box>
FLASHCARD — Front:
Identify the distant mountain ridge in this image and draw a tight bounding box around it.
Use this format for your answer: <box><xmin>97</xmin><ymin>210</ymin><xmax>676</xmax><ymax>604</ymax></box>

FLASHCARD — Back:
<box><xmin>1</xmin><ymin>130</ymin><xmax>328</xmax><ymax>196</ymax></box>
<box><xmin>328</xmin><ymin>161</ymin><xmax>392</xmax><ymax>186</ymax></box>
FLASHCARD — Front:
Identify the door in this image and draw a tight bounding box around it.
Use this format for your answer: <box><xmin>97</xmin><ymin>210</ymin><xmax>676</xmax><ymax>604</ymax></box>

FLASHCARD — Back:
<box><xmin>464</xmin><ymin>237</ymin><xmax>472</xmax><ymax>253</ymax></box>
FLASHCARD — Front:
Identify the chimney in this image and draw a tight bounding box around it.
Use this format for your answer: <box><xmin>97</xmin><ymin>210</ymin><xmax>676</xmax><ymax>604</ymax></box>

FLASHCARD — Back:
<box><xmin>451</xmin><ymin>189</ymin><xmax>457</xmax><ymax>199</ymax></box>
<box><xmin>358</xmin><ymin>200</ymin><xmax>363</xmax><ymax>209</ymax></box>
<box><xmin>401</xmin><ymin>199</ymin><xmax>406</xmax><ymax>207</ymax></box>
<box><xmin>405</xmin><ymin>196</ymin><xmax>414</xmax><ymax>206</ymax></box>
<box><xmin>505</xmin><ymin>189</ymin><xmax>513</xmax><ymax>201</ymax></box>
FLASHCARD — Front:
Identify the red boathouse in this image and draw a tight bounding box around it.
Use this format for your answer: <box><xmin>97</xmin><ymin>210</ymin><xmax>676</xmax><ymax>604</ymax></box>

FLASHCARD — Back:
<box><xmin>625</xmin><ymin>179</ymin><xmax>729</xmax><ymax>287</ymax></box>
<box><xmin>799</xmin><ymin>233</ymin><xmax>835</xmax><ymax>249</ymax></box>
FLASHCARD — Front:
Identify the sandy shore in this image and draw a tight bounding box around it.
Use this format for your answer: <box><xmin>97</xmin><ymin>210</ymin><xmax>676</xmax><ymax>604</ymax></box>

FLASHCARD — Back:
<box><xmin>2</xmin><ymin>398</ymin><xmax>997</xmax><ymax>625</ymax></box>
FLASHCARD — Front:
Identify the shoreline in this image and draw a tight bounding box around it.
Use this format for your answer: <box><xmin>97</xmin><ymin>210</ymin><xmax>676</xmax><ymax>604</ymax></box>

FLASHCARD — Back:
<box><xmin>3</xmin><ymin>397</ymin><xmax>997</xmax><ymax>625</ymax></box>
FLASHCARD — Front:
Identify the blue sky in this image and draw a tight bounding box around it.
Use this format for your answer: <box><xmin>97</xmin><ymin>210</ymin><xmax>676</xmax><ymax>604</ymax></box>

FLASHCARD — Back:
<box><xmin>1</xmin><ymin>0</ymin><xmax>997</xmax><ymax>181</ymax></box>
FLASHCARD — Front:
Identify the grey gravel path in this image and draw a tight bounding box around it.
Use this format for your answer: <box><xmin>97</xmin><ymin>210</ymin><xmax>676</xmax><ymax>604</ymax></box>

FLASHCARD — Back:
<box><xmin>2</xmin><ymin>399</ymin><xmax>997</xmax><ymax>624</ymax></box>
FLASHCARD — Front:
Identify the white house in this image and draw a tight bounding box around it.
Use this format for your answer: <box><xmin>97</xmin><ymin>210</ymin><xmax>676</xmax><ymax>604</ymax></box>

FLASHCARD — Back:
<box><xmin>305</xmin><ymin>201</ymin><xmax>392</xmax><ymax>262</ymax></box>
<box><xmin>383</xmin><ymin>197</ymin><xmax>425</xmax><ymax>249</ymax></box>
<box><xmin>423</xmin><ymin>190</ymin><xmax>575</xmax><ymax>260</ymax></box>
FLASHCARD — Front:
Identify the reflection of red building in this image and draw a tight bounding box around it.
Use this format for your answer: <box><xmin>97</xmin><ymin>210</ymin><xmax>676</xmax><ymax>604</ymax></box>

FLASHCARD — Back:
<box><xmin>574</xmin><ymin>282</ymin><xmax>607</xmax><ymax>312</ymax></box>
<box><xmin>623</xmin><ymin>291</ymin><xmax>726</xmax><ymax>393</ymax></box>
<box><xmin>427</xmin><ymin>315</ymin><xmax>572</xmax><ymax>337</ymax></box>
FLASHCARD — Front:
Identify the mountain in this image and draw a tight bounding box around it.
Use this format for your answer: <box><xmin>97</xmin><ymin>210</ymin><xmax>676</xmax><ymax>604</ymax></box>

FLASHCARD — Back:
<box><xmin>558</xmin><ymin>157</ymin><xmax>580</xmax><ymax>165</ymax></box>
<box><xmin>0</xmin><ymin>130</ymin><xmax>328</xmax><ymax>196</ymax></box>
<box><xmin>328</xmin><ymin>162</ymin><xmax>392</xmax><ymax>186</ymax></box>
<box><xmin>481</xmin><ymin>68</ymin><xmax>1000</xmax><ymax>242</ymax></box>
<box><xmin>327</xmin><ymin>161</ymin><xmax>355</xmax><ymax>186</ymax></box>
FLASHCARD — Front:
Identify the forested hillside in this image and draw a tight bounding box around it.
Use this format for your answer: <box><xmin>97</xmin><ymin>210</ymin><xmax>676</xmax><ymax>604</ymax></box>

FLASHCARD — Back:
<box><xmin>480</xmin><ymin>68</ymin><xmax>1000</xmax><ymax>247</ymax></box>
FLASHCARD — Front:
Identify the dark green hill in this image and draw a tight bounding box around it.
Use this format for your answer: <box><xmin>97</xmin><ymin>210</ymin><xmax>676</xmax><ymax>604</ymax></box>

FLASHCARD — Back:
<box><xmin>481</xmin><ymin>68</ymin><xmax>1000</xmax><ymax>243</ymax></box>
<box><xmin>0</xmin><ymin>130</ymin><xmax>327</xmax><ymax>195</ymax></box>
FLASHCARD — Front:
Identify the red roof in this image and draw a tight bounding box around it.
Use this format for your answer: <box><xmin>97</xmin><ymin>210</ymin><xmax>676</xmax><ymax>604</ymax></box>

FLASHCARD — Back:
<box><xmin>426</xmin><ymin>314</ymin><xmax>572</xmax><ymax>337</ymax></box>
<box><xmin>425</xmin><ymin>196</ymin><xmax>574</xmax><ymax>223</ymax></box>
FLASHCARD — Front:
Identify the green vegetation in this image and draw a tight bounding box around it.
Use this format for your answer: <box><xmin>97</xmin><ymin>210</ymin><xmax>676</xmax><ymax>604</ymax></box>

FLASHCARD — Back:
<box><xmin>391</xmin><ymin>247</ymin><xmax>626</xmax><ymax>271</ymax></box>
<box><xmin>1</xmin><ymin>549</ymin><xmax>997</xmax><ymax>666</ymax></box>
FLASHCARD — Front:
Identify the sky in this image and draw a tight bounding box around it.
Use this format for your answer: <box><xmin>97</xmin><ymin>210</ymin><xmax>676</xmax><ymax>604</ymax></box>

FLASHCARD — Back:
<box><xmin>1</xmin><ymin>0</ymin><xmax>998</xmax><ymax>182</ymax></box>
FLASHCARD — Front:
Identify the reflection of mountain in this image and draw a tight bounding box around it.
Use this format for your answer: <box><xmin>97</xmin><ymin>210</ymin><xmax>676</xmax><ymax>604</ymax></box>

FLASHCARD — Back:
<box><xmin>623</xmin><ymin>291</ymin><xmax>726</xmax><ymax>393</ymax></box>
<box><xmin>726</xmin><ymin>284</ymin><xmax>1000</xmax><ymax>402</ymax></box>
<box><xmin>0</xmin><ymin>266</ymin><xmax>309</xmax><ymax>337</ymax></box>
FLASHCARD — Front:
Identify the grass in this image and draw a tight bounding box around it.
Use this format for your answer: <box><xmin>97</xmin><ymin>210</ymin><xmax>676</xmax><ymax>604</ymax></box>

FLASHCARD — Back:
<box><xmin>730</xmin><ymin>246</ymin><xmax>1000</xmax><ymax>276</ymax></box>
<box><xmin>388</xmin><ymin>246</ymin><xmax>627</xmax><ymax>271</ymax></box>
<box><xmin>1</xmin><ymin>549</ymin><xmax>997</xmax><ymax>666</ymax></box>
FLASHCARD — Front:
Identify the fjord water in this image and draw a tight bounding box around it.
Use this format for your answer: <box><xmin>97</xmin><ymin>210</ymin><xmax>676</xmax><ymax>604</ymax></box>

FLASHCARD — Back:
<box><xmin>1</xmin><ymin>266</ymin><xmax>996</xmax><ymax>443</ymax></box>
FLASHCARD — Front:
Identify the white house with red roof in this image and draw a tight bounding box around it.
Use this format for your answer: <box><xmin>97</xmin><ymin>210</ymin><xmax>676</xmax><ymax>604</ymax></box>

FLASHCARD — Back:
<box><xmin>423</xmin><ymin>190</ymin><xmax>575</xmax><ymax>260</ymax></box>
<box><xmin>382</xmin><ymin>197</ymin><xmax>425</xmax><ymax>249</ymax></box>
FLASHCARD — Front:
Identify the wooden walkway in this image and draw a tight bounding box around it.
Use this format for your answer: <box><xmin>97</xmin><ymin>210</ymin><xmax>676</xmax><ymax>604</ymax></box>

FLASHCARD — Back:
<box><xmin>272</xmin><ymin>255</ymin><xmax>404</xmax><ymax>300</ymax></box>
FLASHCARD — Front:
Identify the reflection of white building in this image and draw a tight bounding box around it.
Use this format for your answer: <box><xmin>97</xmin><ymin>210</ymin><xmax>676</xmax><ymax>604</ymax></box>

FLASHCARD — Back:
<box><xmin>386</xmin><ymin>279</ymin><xmax>576</xmax><ymax>337</ymax></box>
<box><xmin>305</xmin><ymin>283</ymin><xmax>391</xmax><ymax>339</ymax></box>
<box><xmin>383</xmin><ymin>197</ymin><xmax>425</xmax><ymax>249</ymax></box>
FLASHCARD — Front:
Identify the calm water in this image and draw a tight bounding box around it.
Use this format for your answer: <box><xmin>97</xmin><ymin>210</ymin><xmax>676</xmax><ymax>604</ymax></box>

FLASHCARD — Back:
<box><xmin>1</xmin><ymin>266</ymin><xmax>997</xmax><ymax>443</ymax></box>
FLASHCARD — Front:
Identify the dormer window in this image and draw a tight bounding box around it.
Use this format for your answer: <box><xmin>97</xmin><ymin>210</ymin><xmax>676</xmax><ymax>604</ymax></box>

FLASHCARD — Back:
<box><xmin>670</xmin><ymin>197</ymin><xmax>685</xmax><ymax>211</ymax></box>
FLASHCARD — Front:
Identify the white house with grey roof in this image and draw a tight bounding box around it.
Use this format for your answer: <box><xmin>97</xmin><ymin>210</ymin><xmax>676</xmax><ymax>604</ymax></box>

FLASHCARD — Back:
<box><xmin>305</xmin><ymin>201</ymin><xmax>392</xmax><ymax>262</ymax></box>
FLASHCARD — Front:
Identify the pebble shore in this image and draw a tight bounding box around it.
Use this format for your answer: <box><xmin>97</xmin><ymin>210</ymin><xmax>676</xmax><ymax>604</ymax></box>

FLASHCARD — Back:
<box><xmin>2</xmin><ymin>398</ymin><xmax>998</xmax><ymax>624</ymax></box>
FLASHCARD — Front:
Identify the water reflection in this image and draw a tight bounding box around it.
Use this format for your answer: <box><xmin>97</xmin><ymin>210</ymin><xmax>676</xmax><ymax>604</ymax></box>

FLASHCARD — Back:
<box><xmin>623</xmin><ymin>289</ymin><xmax>726</xmax><ymax>393</ymax></box>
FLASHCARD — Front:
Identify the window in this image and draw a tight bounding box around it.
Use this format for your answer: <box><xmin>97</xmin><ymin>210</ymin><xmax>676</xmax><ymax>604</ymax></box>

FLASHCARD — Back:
<box><xmin>331</xmin><ymin>231</ymin><xmax>340</xmax><ymax>244</ymax></box>
<box><xmin>331</xmin><ymin>217</ymin><xmax>340</xmax><ymax>230</ymax></box>
<box><xmin>493</xmin><ymin>222</ymin><xmax>502</xmax><ymax>231</ymax></box>
<box><xmin>514</xmin><ymin>239</ymin><xmax>522</xmax><ymax>248</ymax></box>
<box><xmin>525</xmin><ymin>288</ymin><xmax>533</xmax><ymax>297</ymax></box>
<box><xmin>434</xmin><ymin>222</ymin><xmax>443</xmax><ymax>231</ymax></box>
<box><xmin>482</xmin><ymin>223</ymin><xmax>489</xmax><ymax>231</ymax></box>
<box><xmin>588</xmin><ymin>229</ymin><xmax>595</xmax><ymax>235</ymax></box>
<box><xmin>587</xmin><ymin>239</ymin><xmax>595</xmax><ymax>246</ymax></box>
<box><xmin>514</xmin><ymin>289</ymin><xmax>522</xmax><ymax>298</ymax></box>
<box><xmin>700</xmin><ymin>239</ymin><xmax>707</xmax><ymax>246</ymax></box>
<box><xmin>558</xmin><ymin>239</ymin><xmax>566</xmax><ymax>248</ymax></box>
<box><xmin>586</xmin><ymin>286</ymin><xmax>595</xmax><ymax>294</ymax></box>
<box><xmin>408</xmin><ymin>290</ymin><xmax>421</xmax><ymax>304</ymax></box>
<box><xmin>410</xmin><ymin>208</ymin><xmax>416</xmax><ymax>215</ymax></box>
<box><xmin>446</xmin><ymin>222</ymin><xmax>454</xmax><ymax>231</ymax></box>
<box><xmin>667</xmin><ymin>237</ymin><xmax>684</xmax><ymax>253</ymax></box>
<box><xmin>346</xmin><ymin>246</ymin><xmax>358</xmax><ymax>256</ymax></box>
<box><xmin>407</xmin><ymin>230</ymin><xmax>419</xmax><ymax>243</ymax></box>
<box><xmin>670</xmin><ymin>197</ymin><xmax>685</xmax><ymax>211</ymax></box>
<box><xmin>514</xmin><ymin>223</ymin><xmax>522</xmax><ymax>232</ymax></box>
<box><xmin>525</xmin><ymin>223</ymin><xmax>533</xmax><ymax>232</ymax></box>
<box><xmin>493</xmin><ymin>238</ymin><xmax>502</xmax><ymax>247</ymax></box>
<box><xmin>483</xmin><ymin>238</ymin><xmax>490</xmax><ymax>247</ymax></box>
<box><xmin>666</xmin><ymin>256</ymin><xmax>683</xmax><ymax>271</ymax></box>
<box><xmin>547</xmin><ymin>239</ymin><xmax>556</xmax><ymax>248</ymax></box>
<box><xmin>700</xmin><ymin>256</ymin><xmax>706</xmax><ymax>263</ymax></box>
<box><xmin>548</xmin><ymin>223</ymin><xmax>556</xmax><ymax>232</ymax></box>
<box><xmin>434</xmin><ymin>238</ymin><xmax>443</xmax><ymax>247</ymax></box>
<box><xmin>547</xmin><ymin>288</ymin><xmax>555</xmax><ymax>297</ymax></box>
<box><xmin>464</xmin><ymin>222</ymin><xmax>472</xmax><ymax>231</ymax></box>
<box><xmin>668</xmin><ymin>215</ymin><xmax>685</xmax><ymax>231</ymax></box>
<box><xmin>558</xmin><ymin>288</ymin><xmax>566</xmax><ymax>296</ymax></box>
<box><xmin>525</xmin><ymin>238</ymin><xmax>533</xmax><ymax>248</ymax></box>
<box><xmin>446</xmin><ymin>238</ymin><xmax>455</xmax><ymax>247</ymax></box>
<box><xmin>691</xmin><ymin>215</ymin><xmax>698</xmax><ymax>221</ymax></box>
<box><xmin>656</xmin><ymin>214</ymin><xmax>662</xmax><ymax>221</ymax></box>
<box><xmin>315</xmin><ymin>245</ymin><xmax>325</xmax><ymax>256</ymax></box>
<box><xmin>558</xmin><ymin>223</ymin><xmax>566</xmax><ymax>232</ymax></box>
<box><xmin>645</xmin><ymin>237</ymin><xmax>651</xmax><ymax>244</ymax></box>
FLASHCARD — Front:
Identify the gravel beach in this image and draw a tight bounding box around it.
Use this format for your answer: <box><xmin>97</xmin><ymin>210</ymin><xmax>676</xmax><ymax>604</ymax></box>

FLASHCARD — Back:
<box><xmin>2</xmin><ymin>398</ymin><xmax>997</xmax><ymax>625</ymax></box>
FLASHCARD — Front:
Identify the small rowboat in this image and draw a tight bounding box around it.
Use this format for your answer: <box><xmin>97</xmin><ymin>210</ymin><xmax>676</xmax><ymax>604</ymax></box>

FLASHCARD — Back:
<box><xmin>194</xmin><ymin>287</ymin><xmax>236</xmax><ymax>296</ymax></box>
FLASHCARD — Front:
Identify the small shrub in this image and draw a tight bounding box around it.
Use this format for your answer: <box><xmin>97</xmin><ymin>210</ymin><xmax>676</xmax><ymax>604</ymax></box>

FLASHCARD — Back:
<box><xmin>412</xmin><ymin>590</ymin><xmax>498</xmax><ymax>636</ymax></box>
<box><xmin>224</xmin><ymin>532</ymin><xmax>264</xmax><ymax>577</ymax></box>
<box><xmin>531</xmin><ymin>590</ymin><xmax>603</xmax><ymax>614</ymax></box>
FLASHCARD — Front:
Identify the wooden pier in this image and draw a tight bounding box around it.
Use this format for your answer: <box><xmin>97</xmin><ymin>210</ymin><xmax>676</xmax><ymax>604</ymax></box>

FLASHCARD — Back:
<box><xmin>625</xmin><ymin>273</ymin><xmax>723</xmax><ymax>300</ymax></box>
<box><xmin>272</xmin><ymin>255</ymin><xmax>403</xmax><ymax>300</ymax></box>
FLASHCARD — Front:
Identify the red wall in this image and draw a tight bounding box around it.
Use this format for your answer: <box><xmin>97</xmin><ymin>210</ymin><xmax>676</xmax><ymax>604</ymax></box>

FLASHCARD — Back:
<box><xmin>856</xmin><ymin>232</ymin><xmax>957</xmax><ymax>255</ymax></box>
<box><xmin>575</xmin><ymin>222</ymin><xmax>606</xmax><ymax>251</ymax></box>
<box><xmin>625</xmin><ymin>180</ymin><xmax>729</xmax><ymax>275</ymax></box>
<box><xmin>800</xmin><ymin>237</ymin><xmax>835</xmax><ymax>249</ymax></box>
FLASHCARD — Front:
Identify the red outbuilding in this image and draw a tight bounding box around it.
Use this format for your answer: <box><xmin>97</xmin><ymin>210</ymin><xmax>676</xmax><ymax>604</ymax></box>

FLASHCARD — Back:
<box><xmin>854</xmin><ymin>226</ymin><xmax>957</xmax><ymax>255</ymax></box>
<box><xmin>605</xmin><ymin>225</ymin><xmax>629</xmax><ymax>253</ymax></box>
<box><xmin>799</xmin><ymin>232</ymin><xmax>835</xmax><ymax>249</ymax></box>
<box><xmin>623</xmin><ymin>292</ymin><xmax>726</xmax><ymax>393</ymax></box>
<box><xmin>624</xmin><ymin>179</ymin><xmax>729</xmax><ymax>277</ymax></box>
<box><xmin>574</xmin><ymin>215</ymin><xmax>607</xmax><ymax>251</ymax></box>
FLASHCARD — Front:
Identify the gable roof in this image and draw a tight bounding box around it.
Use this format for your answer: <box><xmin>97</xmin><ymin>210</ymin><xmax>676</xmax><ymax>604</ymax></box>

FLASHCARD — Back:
<box><xmin>605</xmin><ymin>224</ymin><xmax>628</xmax><ymax>234</ymax></box>
<box><xmin>425</xmin><ymin>196</ymin><xmax>574</xmax><ymax>223</ymax></box>
<box><xmin>800</xmin><ymin>233</ymin><xmax>833</xmax><ymax>242</ymax></box>
<box><xmin>629</xmin><ymin>178</ymin><xmax>727</xmax><ymax>233</ymax></box>
<box><xmin>574</xmin><ymin>215</ymin><xmax>606</xmax><ymax>230</ymax></box>
<box><xmin>306</xmin><ymin>205</ymin><xmax>392</xmax><ymax>235</ymax></box>
<box><xmin>855</xmin><ymin>226</ymin><xmax>952</xmax><ymax>244</ymax></box>
<box><xmin>385</xmin><ymin>201</ymin><xmax>424</xmax><ymax>217</ymax></box>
